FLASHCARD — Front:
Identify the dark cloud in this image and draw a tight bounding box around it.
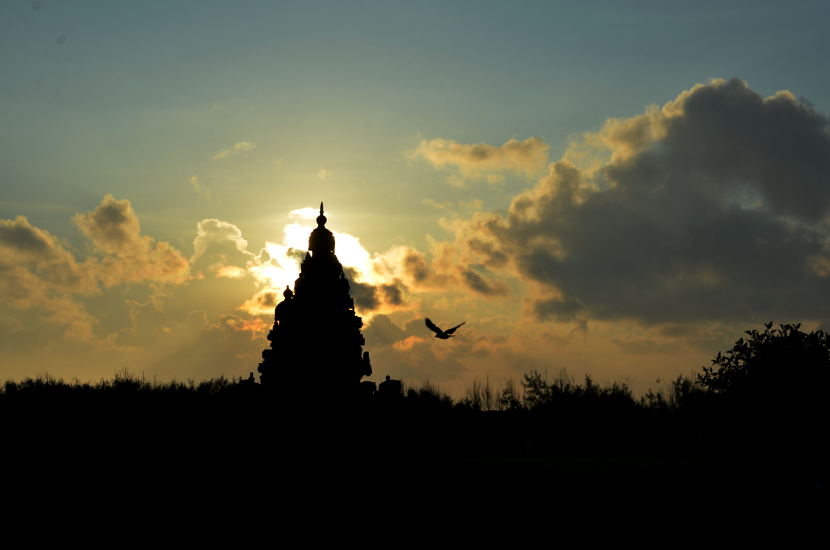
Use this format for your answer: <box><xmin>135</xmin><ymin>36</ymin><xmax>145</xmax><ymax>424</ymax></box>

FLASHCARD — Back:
<box><xmin>349</xmin><ymin>278</ymin><xmax>379</xmax><ymax>311</ymax></box>
<box><xmin>0</xmin><ymin>215</ymin><xmax>92</xmax><ymax>292</ymax></box>
<box><xmin>363</xmin><ymin>314</ymin><xmax>407</xmax><ymax>347</ymax></box>
<box><xmin>343</xmin><ymin>267</ymin><xmax>409</xmax><ymax>313</ymax></box>
<box><xmin>403</xmin><ymin>249</ymin><xmax>430</xmax><ymax>282</ymax></box>
<box><xmin>0</xmin><ymin>216</ymin><xmax>59</xmax><ymax>257</ymax></box>
<box><xmin>460</xmin><ymin>267</ymin><xmax>509</xmax><ymax>296</ymax></box>
<box><xmin>257</xmin><ymin>291</ymin><xmax>277</xmax><ymax>309</ymax></box>
<box><xmin>379</xmin><ymin>282</ymin><xmax>405</xmax><ymax>305</ymax></box>
<box><xmin>238</xmin><ymin>288</ymin><xmax>279</xmax><ymax>315</ymax></box>
<box><xmin>74</xmin><ymin>194</ymin><xmax>141</xmax><ymax>255</ymax></box>
<box><xmin>466</xmin><ymin>238</ymin><xmax>508</xmax><ymax>268</ymax></box>
<box><xmin>461</xmin><ymin>79</ymin><xmax>830</xmax><ymax>324</ymax></box>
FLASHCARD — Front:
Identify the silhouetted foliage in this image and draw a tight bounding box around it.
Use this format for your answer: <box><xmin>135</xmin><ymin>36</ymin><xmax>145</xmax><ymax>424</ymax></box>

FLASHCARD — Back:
<box><xmin>459</xmin><ymin>377</ymin><xmax>497</xmax><ymax>411</ymax></box>
<box><xmin>640</xmin><ymin>375</ymin><xmax>708</xmax><ymax>411</ymax></box>
<box><xmin>403</xmin><ymin>378</ymin><xmax>454</xmax><ymax>410</ymax></box>
<box><xmin>699</xmin><ymin>322</ymin><xmax>830</xmax><ymax>409</ymax></box>
<box><xmin>694</xmin><ymin>322</ymin><xmax>830</xmax><ymax>486</ymax></box>
<box><xmin>520</xmin><ymin>369</ymin><xmax>636</xmax><ymax>415</ymax></box>
<box><xmin>498</xmin><ymin>378</ymin><xmax>522</xmax><ymax>411</ymax></box>
<box><xmin>2</xmin><ymin>321</ymin><xmax>828</xmax><ymax>494</ymax></box>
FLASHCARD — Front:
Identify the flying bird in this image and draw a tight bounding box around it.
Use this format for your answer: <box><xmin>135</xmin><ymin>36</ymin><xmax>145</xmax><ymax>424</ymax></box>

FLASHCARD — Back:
<box><xmin>425</xmin><ymin>318</ymin><xmax>466</xmax><ymax>340</ymax></box>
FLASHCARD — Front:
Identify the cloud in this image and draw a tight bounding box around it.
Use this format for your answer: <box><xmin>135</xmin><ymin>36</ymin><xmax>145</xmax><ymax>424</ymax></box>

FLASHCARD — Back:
<box><xmin>191</xmin><ymin>218</ymin><xmax>252</xmax><ymax>264</ymax></box>
<box><xmin>410</xmin><ymin>137</ymin><xmax>549</xmax><ymax>183</ymax></box>
<box><xmin>211</xmin><ymin>141</ymin><xmax>256</xmax><ymax>160</ymax></box>
<box><xmin>393</xmin><ymin>335</ymin><xmax>426</xmax><ymax>351</ymax></box>
<box><xmin>368</xmin><ymin>242</ymin><xmax>510</xmax><ymax>301</ymax></box>
<box><xmin>212</xmin><ymin>314</ymin><xmax>270</xmax><ymax>339</ymax></box>
<box><xmin>188</xmin><ymin>175</ymin><xmax>212</xmax><ymax>201</ymax></box>
<box><xmin>459</xmin><ymin>267</ymin><xmax>509</xmax><ymax>296</ymax></box>
<box><xmin>343</xmin><ymin>267</ymin><xmax>409</xmax><ymax>315</ymax></box>
<box><xmin>73</xmin><ymin>194</ymin><xmax>189</xmax><ymax>286</ymax></box>
<box><xmin>0</xmin><ymin>195</ymin><xmax>191</xmax><ymax>345</ymax></box>
<box><xmin>289</xmin><ymin>207</ymin><xmax>322</xmax><ymax>220</ymax></box>
<box><xmin>238</xmin><ymin>288</ymin><xmax>279</xmax><ymax>316</ymax></box>
<box><xmin>239</xmin><ymin>209</ymin><xmax>423</xmax><ymax>321</ymax></box>
<box><xmin>0</xmin><ymin>215</ymin><xmax>95</xmax><ymax>295</ymax></box>
<box><xmin>214</xmin><ymin>265</ymin><xmax>246</xmax><ymax>279</ymax></box>
<box><xmin>439</xmin><ymin>78</ymin><xmax>830</xmax><ymax>325</ymax></box>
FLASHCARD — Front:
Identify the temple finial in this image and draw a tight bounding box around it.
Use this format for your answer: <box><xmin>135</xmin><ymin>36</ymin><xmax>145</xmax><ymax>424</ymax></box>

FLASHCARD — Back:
<box><xmin>315</xmin><ymin>201</ymin><xmax>328</xmax><ymax>228</ymax></box>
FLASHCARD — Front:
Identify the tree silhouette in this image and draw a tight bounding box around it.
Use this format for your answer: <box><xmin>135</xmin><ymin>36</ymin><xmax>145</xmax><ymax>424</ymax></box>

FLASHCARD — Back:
<box><xmin>698</xmin><ymin>322</ymin><xmax>830</xmax><ymax>409</ymax></box>
<box><xmin>698</xmin><ymin>322</ymin><xmax>830</xmax><ymax>484</ymax></box>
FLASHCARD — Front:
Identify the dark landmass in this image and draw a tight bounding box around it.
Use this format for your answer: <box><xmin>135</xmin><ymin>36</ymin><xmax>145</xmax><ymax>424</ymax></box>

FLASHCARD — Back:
<box><xmin>2</xmin><ymin>324</ymin><xmax>827</xmax><ymax>506</ymax></box>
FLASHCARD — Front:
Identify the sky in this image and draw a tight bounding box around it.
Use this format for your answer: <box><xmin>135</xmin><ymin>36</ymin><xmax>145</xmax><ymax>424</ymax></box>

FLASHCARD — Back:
<box><xmin>2</xmin><ymin>0</ymin><xmax>830</xmax><ymax>396</ymax></box>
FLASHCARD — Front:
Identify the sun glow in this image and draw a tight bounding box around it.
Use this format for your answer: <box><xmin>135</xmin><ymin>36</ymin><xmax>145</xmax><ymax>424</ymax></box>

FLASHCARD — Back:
<box><xmin>245</xmin><ymin>211</ymin><xmax>384</xmax><ymax>306</ymax></box>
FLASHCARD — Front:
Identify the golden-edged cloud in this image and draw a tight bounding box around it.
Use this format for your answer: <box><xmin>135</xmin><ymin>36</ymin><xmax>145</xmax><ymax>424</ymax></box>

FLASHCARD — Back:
<box><xmin>411</xmin><ymin>136</ymin><xmax>549</xmax><ymax>184</ymax></box>
<box><xmin>74</xmin><ymin>194</ymin><xmax>189</xmax><ymax>286</ymax></box>
<box><xmin>1</xmin><ymin>195</ymin><xmax>190</xmax><ymax>346</ymax></box>
<box><xmin>422</xmin><ymin>78</ymin><xmax>830</xmax><ymax>326</ymax></box>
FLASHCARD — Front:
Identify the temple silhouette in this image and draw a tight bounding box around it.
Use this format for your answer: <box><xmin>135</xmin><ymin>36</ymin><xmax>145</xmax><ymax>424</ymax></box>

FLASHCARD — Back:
<box><xmin>257</xmin><ymin>203</ymin><xmax>372</xmax><ymax>400</ymax></box>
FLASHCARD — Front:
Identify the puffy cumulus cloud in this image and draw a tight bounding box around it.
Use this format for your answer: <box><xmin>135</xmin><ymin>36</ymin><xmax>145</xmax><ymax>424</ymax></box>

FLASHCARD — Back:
<box><xmin>363</xmin><ymin>314</ymin><xmax>409</xmax><ymax>347</ymax></box>
<box><xmin>74</xmin><ymin>194</ymin><xmax>189</xmax><ymax>286</ymax></box>
<box><xmin>191</xmin><ymin>218</ymin><xmax>253</xmax><ymax>266</ymax></box>
<box><xmin>0</xmin><ymin>216</ymin><xmax>105</xmax><ymax>347</ymax></box>
<box><xmin>342</xmin><ymin>267</ymin><xmax>408</xmax><ymax>317</ymax></box>
<box><xmin>0</xmin><ymin>215</ymin><xmax>96</xmax><ymax>296</ymax></box>
<box><xmin>1</xmin><ymin>195</ymin><xmax>191</xmax><ymax>345</ymax></box>
<box><xmin>211</xmin><ymin>141</ymin><xmax>256</xmax><ymax>160</ymax></box>
<box><xmin>238</xmin><ymin>288</ymin><xmax>279</xmax><ymax>316</ymax></box>
<box><xmin>74</xmin><ymin>194</ymin><xmax>143</xmax><ymax>255</ymax></box>
<box><xmin>371</xmin><ymin>235</ymin><xmax>510</xmax><ymax>298</ymax></box>
<box><xmin>410</xmin><ymin>137</ymin><xmax>549</xmax><ymax>184</ymax></box>
<box><xmin>438</xmin><ymin>78</ymin><xmax>830</xmax><ymax>325</ymax></box>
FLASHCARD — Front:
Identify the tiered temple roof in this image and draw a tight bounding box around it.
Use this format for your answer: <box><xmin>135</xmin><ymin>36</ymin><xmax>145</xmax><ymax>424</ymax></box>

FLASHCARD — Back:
<box><xmin>257</xmin><ymin>204</ymin><xmax>371</xmax><ymax>400</ymax></box>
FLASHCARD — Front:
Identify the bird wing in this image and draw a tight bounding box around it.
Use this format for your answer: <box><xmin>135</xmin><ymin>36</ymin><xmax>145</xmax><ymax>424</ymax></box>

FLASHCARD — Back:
<box><xmin>425</xmin><ymin>318</ymin><xmax>443</xmax><ymax>335</ymax></box>
<box><xmin>444</xmin><ymin>322</ymin><xmax>466</xmax><ymax>335</ymax></box>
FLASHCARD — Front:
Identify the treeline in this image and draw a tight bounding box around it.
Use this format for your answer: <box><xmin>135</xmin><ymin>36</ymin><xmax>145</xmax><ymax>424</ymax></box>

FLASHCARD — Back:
<box><xmin>0</xmin><ymin>323</ymin><xmax>827</xmax><ymax>491</ymax></box>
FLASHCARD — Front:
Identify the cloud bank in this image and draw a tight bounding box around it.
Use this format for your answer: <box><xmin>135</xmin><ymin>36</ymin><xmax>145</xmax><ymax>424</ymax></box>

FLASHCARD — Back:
<box><xmin>439</xmin><ymin>78</ymin><xmax>830</xmax><ymax>325</ymax></box>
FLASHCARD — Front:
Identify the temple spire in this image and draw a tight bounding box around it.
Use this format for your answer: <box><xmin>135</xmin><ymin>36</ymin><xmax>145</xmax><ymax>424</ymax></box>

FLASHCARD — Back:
<box><xmin>257</xmin><ymin>205</ymin><xmax>371</xmax><ymax>397</ymax></box>
<box><xmin>310</xmin><ymin>201</ymin><xmax>334</xmax><ymax>255</ymax></box>
<box><xmin>316</xmin><ymin>202</ymin><xmax>327</xmax><ymax>227</ymax></box>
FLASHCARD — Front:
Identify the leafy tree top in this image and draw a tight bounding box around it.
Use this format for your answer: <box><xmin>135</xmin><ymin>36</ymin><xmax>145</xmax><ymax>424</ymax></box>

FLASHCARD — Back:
<box><xmin>698</xmin><ymin>322</ymin><xmax>830</xmax><ymax>408</ymax></box>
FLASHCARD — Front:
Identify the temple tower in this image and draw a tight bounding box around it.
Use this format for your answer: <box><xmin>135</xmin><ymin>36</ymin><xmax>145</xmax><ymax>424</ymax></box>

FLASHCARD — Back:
<box><xmin>258</xmin><ymin>203</ymin><xmax>371</xmax><ymax>400</ymax></box>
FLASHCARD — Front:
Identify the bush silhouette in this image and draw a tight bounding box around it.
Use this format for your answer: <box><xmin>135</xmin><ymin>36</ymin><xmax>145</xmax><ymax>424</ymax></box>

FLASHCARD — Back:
<box><xmin>697</xmin><ymin>322</ymin><xmax>830</xmax><ymax>481</ymax></box>
<box><xmin>698</xmin><ymin>322</ymin><xmax>830</xmax><ymax>412</ymax></box>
